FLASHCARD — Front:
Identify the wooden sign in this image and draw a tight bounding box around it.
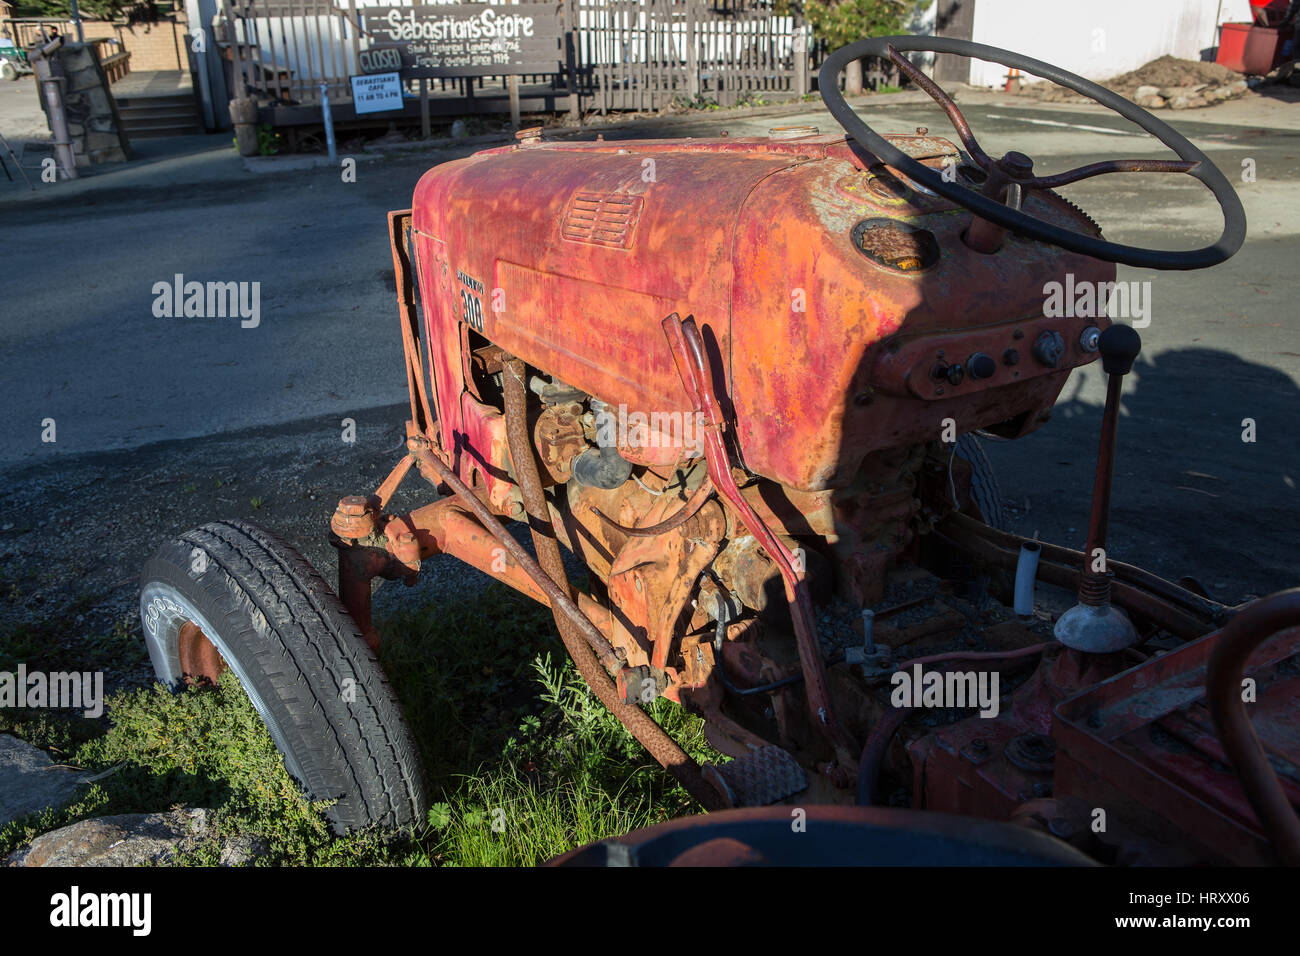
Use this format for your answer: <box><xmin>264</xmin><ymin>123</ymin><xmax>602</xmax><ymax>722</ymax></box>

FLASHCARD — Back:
<box><xmin>361</xmin><ymin>3</ymin><xmax>563</xmax><ymax>78</ymax></box>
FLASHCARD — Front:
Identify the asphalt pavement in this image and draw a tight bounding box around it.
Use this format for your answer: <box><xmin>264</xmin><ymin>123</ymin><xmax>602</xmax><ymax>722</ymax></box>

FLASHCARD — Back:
<box><xmin>0</xmin><ymin>87</ymin><xmax>1296</xmax><ymax>649</ymax></box>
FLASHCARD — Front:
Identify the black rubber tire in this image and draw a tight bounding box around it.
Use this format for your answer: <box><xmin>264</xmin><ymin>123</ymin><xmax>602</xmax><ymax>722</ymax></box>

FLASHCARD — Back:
<box><xmin>955</xmin><ymin>433</ymin><xmax>1005</xmax><ymax>531</ymax></box>
<box><xmin>139</xmin><ymin>520</ymin><xmax>427</xmax><ymax>833</ymax></box>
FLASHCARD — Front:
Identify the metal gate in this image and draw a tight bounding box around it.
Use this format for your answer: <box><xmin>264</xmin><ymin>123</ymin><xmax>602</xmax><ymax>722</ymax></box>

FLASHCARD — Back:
<box><xmin>576</xmin><ymin>0</ymin><xmax>809</xmax><ymax>112</ymax></box>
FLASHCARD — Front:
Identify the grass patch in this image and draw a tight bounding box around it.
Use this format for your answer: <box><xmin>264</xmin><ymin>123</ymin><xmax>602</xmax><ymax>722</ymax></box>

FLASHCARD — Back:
<box><xmin>426</xmin><ymin>652</ymin><xmax>713</xmax><ymax>866</ymax></box>
<box><xmin>1</xmin><ymin>583</ymin><xmax>722</xmax><ymax>866</ymax></box>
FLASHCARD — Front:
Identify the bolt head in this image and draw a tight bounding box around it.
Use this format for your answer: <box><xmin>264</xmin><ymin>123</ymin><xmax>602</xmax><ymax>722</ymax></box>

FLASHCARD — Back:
<box><xmin>338</xmin><ymin>495</ymin><xmax>370</xmax><ymax>516</ymax></box>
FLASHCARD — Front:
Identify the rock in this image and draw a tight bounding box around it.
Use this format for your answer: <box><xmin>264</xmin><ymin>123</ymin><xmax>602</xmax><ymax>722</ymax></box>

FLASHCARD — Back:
<box><xmin>1169</xmin><ymin>95</ymin><xmax>1191</xmax><ymax>110</ymax></box>
<box><xmin>450</xmin><ymin>119</ymin><xmax>469</xmax><ymax>138</ymax></box>
<box><xmin>1135</xmin><ymin>85</ymin><xmax>1160</xmax><ymax>99</ymax></box>
<box><xmin>1136</xmin><ymin>94</ymin><xmax>1166</xmax><ymax>108</ymax></box>
<box><xmin>1158</xmin><ymin>86</ymin><xmax>1192</xmax><ymax>99</ymax></box>
<box><xmin>0</xmin><ymin>735</ymin><xmax>91</xmax><ymax>827</ymax></box>
<box><xmin>1212</xmin><ymin>84</ymin><xmax>1235</xmax><ymax>98</ymax></box>
<box><xmin>1229</xmin><ymin>79</ymin><xmax>1248</xmax><ymax>94</ymax></box>
<box><xmin>5</xmin><ymin>808</ymin><xmax>265</xmax><ymax>867</ymax></box>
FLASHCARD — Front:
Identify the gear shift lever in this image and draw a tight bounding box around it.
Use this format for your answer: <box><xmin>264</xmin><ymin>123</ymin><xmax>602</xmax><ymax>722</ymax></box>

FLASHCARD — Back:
<box><xmin>1054</xmin><ymin>324</ymin><xmax>1142</xmax><ymax>652</ymax></box>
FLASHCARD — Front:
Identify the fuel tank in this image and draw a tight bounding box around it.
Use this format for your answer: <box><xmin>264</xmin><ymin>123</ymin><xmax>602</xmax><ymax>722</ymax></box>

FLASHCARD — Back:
<box><xmin>411</xmin><ymin>130</ymin><xmax>1112</xmax><ymax>491</ymax></box>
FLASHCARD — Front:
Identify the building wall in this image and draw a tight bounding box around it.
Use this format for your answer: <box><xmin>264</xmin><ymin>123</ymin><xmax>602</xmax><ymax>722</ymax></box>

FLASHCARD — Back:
<box><xmin>81</xmin><ymin>19</ymin><xmax>191</xmax><ymax>73</ymax></box>
<box><xmin>964</xmin><ymin>0</ymin><xmax>1255</xmax><ymax>86</ymax></box>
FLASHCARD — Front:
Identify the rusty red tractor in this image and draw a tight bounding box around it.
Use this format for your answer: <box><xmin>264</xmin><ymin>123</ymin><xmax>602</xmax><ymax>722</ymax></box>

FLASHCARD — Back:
<box><xmin>141</xmin><ymin>37</ymin><xmax>1300</xmax><ymax>865</ymax></box>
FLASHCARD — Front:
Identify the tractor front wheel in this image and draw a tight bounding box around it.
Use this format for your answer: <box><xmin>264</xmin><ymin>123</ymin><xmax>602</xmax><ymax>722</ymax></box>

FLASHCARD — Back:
<box><xmin>139</xmin><ymin>520</ymin><xmax>427</xmax><ymax>833</ymax></box>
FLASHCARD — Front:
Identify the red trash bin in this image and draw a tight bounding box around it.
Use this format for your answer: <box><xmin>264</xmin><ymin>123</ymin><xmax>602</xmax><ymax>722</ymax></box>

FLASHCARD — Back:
<box><xmin>1216</xmin><ymin>21</ymin><xmax>1293</xmax><ymax>75</ymax></box>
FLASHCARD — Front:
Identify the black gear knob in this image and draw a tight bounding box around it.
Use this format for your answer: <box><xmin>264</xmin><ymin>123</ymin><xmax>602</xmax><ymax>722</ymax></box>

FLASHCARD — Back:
<box><xmin>1099</xmin><ymin>324</ymin><xmax>1142</xmax><ymax>376</ymax></box>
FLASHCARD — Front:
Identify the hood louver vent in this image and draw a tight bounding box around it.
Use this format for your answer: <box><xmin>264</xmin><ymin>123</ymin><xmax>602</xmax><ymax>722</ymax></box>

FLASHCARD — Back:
<box><xmin>562</xmin><ymin>193</ymin><xmax>643</xmax><ymax>249</ymax></box>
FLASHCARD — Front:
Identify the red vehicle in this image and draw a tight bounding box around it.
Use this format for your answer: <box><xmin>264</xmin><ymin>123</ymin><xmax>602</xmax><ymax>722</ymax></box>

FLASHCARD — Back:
<box><xmin>140</xmin><ymin>37</ymin><xmax>1299</xmax><ymax>865</ymax></box>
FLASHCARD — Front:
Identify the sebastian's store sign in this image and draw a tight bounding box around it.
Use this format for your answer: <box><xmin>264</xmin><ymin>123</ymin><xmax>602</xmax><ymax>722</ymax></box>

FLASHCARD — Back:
<box><xmin>361</xmin><ymin>3</ymin><xmax>563</xmax><ymax>78</ymax></box>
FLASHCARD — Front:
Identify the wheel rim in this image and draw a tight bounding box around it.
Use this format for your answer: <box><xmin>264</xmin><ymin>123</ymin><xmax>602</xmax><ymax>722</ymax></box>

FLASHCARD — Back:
<box><xmin>177</xmin><ymin>620</ymin><xmax>228</xmax><ymax>685</ymax></box>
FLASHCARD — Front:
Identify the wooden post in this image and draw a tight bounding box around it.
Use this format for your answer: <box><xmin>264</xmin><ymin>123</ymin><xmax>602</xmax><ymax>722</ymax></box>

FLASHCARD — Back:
<box><xmin>793</xmin><ymin>27</ymin><xmax>806</xmax><ymax>96</ymax></box>
<box><xmin>420</xmin><ymin>77</ymin><xmax>430</xmax><ymax>138</ymax></box>
<box><xmin>507</xmin><ymin>73</ymin><xmax>520</xmax><ymax>129</ymax></box>
<box><xmin>565</xmin><ymin>0</ymin><xmax>579</xmax><ymax>123</ymax></box>
<box><xmin>687</xmin><ymin>0</ymin><xmax>699</xmax><ymax>99</ymax></box>
<box><xmin>347</xmin><ymin>0</ymin><xmax>361</xmax><ymax>75</ymax></box>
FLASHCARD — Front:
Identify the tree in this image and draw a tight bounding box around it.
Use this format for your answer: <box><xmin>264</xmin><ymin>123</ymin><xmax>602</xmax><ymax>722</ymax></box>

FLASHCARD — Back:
<box><xmin>14</xmin><ymin>0</ymin><xmax>144</xmax><ymax>22</ymax></box>
<box><xmin>790</xmin><ymin>0</ymin><xmax>910</xmax><ymax>95</ymax></box>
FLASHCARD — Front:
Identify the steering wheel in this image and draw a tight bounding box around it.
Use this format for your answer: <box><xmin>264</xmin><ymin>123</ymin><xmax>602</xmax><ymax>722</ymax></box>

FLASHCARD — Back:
<box><xmin>819</xmin><ymin>37</ymin><xmax>1247</xmax><ymax>270</ymax></box>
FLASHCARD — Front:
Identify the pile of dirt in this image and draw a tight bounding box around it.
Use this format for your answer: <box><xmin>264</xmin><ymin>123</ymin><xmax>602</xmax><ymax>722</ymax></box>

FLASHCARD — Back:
<box><xmin>1108</xmin><ymin>54</ymin><xmax>1244</xmax><ymax>91</ymax></box>
<box><xmin>1015</xmin><ymin>55</ymin><xmax>1248</xmax><ymax>110</ymax></box>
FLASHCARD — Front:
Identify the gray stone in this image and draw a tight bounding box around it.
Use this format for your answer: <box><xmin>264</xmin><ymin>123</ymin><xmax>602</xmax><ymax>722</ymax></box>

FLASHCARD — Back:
<box><xmin>1169</xmin><ymin>95</ymin><xmax>1191</xmax><ymax>110</ymax></box>
<box><xmin>87</xmin><ymin>148</ymin><xmax>128</xmax><ymax>165</ymax></box>
<box><xmin>1134</xmin><ymin>84</ymin><xmax>1160</xmax><ymax>99</ymax></box>
<box><xmin>66</xmin><ymin>66</ymin><xmax>101</xmax><ymax>93</ymax></box>
<box><xmin>5</xmin><ymin>808</ymin><xmax>265</xmax><ymax>867</ymax></box>
<box><xmin>1135</xmin><ymin>94</ymin><xmax>1166</xmax><ymax>109</ymax></box>
<box><xmin>84</xmin><ymin>130</ymin><xmax>122</xmax><ymax>152</ymax></box>
<box><xmin>1229</xmin><ymin>79</ymin><xmax>1248</xmax><ymax>94</ymax></box>
<box><xmin>0</xmin><ymin>735</ymin><xmax>91</xmax><ymax>827</ymax></box>
<box><xmin>85</xmin><ymin>87</ymin><xmax>112</xmax><ymax>115</ymax></box>
<box><xmin>450</xmin><ymin>118</ymin><xmax>469</xmax><ymax>138</ymax></box>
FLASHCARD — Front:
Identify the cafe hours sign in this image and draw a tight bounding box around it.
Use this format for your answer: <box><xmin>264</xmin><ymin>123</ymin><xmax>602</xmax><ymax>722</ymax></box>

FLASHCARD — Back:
<box><xmin>360</xmin><ymin>3</ymin><xmax>563</xmax><ymax>78</ymax></box>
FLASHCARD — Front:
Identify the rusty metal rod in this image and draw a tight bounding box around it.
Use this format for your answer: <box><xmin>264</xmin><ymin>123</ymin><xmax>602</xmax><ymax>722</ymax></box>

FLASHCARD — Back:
<box><xmin>388</xmin><ymin>211</ymin><xmax>435</xmax><ymax>433</ymax></box>
<box><xmin>887</xmin><ymin>44</ymin><xmax>994</xmax><ymax>170</ymax></box>
<box><xmin>592</xmin><ymin>473</ymin><xmax>715</xmax><ymax>537</ymax></box>
<box><xmin>662</xmin><ymin>313</ymin><xmax>859</xmax><ymax>771</ymax></box>
<box><xmin>1082</xmin><ymin>371</ymin><xmax>1124</xmax><ymax>586</ymax></box>
<box><xmin>498</xmin><ymin>354</ymin><xmax>724</xmax><ymax>810</ymax></box>
<box><xmin>407</xmin><ymin>440</ymin><xmax>622</xmax><ymax>672</ymax></box>
<box><xmin>1206</xmin><ymin>588</ymin><xmax>1300</xmax><ymax>866</ymax></box>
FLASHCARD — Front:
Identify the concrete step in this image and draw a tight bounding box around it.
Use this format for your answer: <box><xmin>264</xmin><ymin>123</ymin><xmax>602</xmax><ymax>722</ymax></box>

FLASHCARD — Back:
<box><xmin>116</xmin><ymin>91</ymin><xmax>201</xmax><ymax>138</ymax></box>
<box><xmin>120</xmin><ymin>122</ymin><xmax>204</xmax><ymax>138</ymax></box>
<box><xmin>114</xmin><ymin>91</ymin><xmax>194</xmax><ymax>105</ymax></box>
<box><xmin>118</xmin><ymin>105</ymin><xmax>200</xmax><ymax>122</ymax></box>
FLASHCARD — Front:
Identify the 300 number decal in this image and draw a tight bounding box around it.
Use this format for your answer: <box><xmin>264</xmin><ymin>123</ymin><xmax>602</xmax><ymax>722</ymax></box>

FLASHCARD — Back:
<box><xmin>460</xmin><ymin>288</ymin><xmax>484</xmax><ymax>332</ymax></box>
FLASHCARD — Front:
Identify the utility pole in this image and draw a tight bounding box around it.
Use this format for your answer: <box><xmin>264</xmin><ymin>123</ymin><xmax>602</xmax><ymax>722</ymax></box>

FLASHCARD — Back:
<box><xmin>69</xmin><ymin>0</ymin><xmax>86</xmax><ymax>43</ymax></box>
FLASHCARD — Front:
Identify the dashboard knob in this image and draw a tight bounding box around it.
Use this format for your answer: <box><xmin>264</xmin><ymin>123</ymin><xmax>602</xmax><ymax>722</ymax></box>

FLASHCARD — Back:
<box><xmin>1032</xmin><ymin>330</ymin><xmax>1066</xmax><ymax>368</ymax></box>
<box><xmin>967</xmin><ymin>352</ymin><xmax>996</xmax><ymax>380</ymax></box>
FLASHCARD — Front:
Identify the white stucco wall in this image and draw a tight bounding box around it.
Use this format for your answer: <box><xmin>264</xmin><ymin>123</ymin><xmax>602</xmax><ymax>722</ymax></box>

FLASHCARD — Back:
<box><xmin>964</xmin><ymin>0</ymin><xmax>1256</xmax><ymax>86</ymax></box>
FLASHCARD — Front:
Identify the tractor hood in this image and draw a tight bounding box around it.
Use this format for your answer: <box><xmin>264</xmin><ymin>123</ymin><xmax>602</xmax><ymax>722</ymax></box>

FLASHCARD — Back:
<box><xmin>411</xmin><ymin>131</ymin><xmax>1112</xmax><ymax>491</ymax></box>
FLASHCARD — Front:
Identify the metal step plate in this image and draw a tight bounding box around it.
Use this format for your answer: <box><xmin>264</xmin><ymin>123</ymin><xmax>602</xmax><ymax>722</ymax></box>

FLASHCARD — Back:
<box><xmin>704</xmin><ymin>746</ymin><xmax>808</xmax><ymax>808</ymax></box>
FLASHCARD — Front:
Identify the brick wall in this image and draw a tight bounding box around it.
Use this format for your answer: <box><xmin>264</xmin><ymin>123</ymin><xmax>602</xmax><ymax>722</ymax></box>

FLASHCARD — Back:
<box><xmin>82</xmin><ymin>18</ymin><xmax>191</xmax><ymax>73</ymax></box>
<box><xmin>12</xmin><ymin>16</ymin><xmax>190</xmax><ymax>73</ymax></box>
